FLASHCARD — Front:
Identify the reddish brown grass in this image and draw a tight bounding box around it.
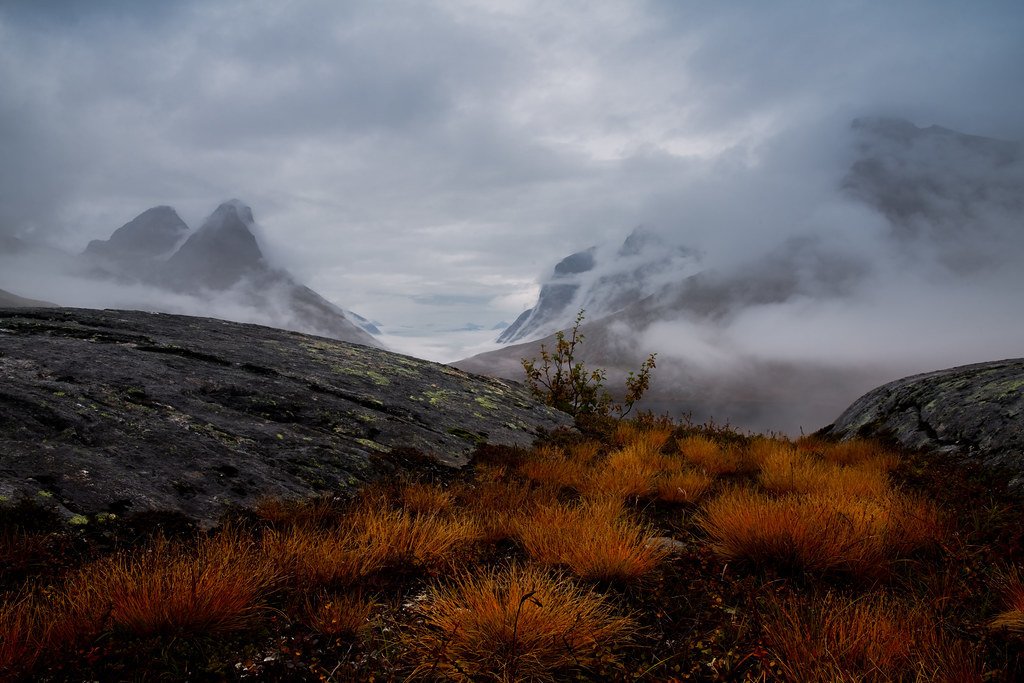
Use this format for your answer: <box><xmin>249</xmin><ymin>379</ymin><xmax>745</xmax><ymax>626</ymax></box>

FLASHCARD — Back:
<box><xmin>514</xmin><ymin>500</ymin><xmax>667</xmax><ymax>582</ymax></box>
<box><xmin>74</xmin><ymin>530</ymin><xmax>278</xmax><ymax>639</ymax></box>
<box><xmin>655</xmin><ymin>468</ymin><xmax>714</xmax><ymax>504</ymax></box>
<box><xmin>0</xmin><ymin>593</ymin><xmax>42</xmax><ymax>678</ymax></box>
<box><xmin>517</xmin><ymin>445</ymin><xmax>589</xmax><ymax>492</ymax></box>
<box><xmin>401</xmin><ymin>482</ymin><xmax>456</xmax><ymax>515</ymax></box>
<box><xmin>679</xmin><ymin>435</ymin><xmax>752</xmax><ymax>475</ymax></box>
<box><xmin>303</xmin><ymin>590</ymin><xmax>375</xmax><ymax>638</ymax></box>
<box><xmin>698</xmin><ymin>488</ymin><xmax>943</xmax><ymax>578</ymax></box>
<box><xmin>267</xmin><ymin>508</ymin><xmax>477</xmax><ymax>589</ymax></box>
<box><xmin>758</xmin><ymin>448</ymin><xmax>890</xmax><ymax>498</ymax></box>
<box><xmin>252</xmin><ymin>495</ymin><xmax>345</xmax><ymax>528</ymax></box>
<box><xmin>989</xmin><ymin>565</ymin><xmax>1024</xmax><ymax>634</ymax></box>
<box><xmin>408</xmin><ymin>563</ymin><xmax>634</xmax><ymax>681</ymax></box>
<box><xmin>765</xmin><ymin>591</ymin><xmax>983</xmax><ymax>682</ymax></box>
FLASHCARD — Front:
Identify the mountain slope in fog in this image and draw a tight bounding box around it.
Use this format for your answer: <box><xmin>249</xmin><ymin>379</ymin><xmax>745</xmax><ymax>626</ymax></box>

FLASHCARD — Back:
<box><xmin>498</xmin><ymin>226</ymin><xmax>699</xmax><ymax>343</ymax></box>
<box><xmin>459</xmin><ymin>118</ymin><xmax>1024</xmax><ymax>433</ymax></box>
<box><xmin>0</xmin><ymin>201</ymin><xmax>382</xmax><ymax>347</ymax></box>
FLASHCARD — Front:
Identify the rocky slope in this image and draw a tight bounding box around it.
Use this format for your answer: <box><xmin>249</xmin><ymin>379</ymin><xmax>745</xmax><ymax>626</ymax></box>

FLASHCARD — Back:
<box><xmin>0</xmin><ymin>288</ymin><xmax>56</xmax><ymax>308</ymax></box>
<box><xmin>819</xmin><ymin>358</ymin><xmax>1024</xmax><ymax>489</ymax></box>
<box><xmin>0</xmin><ymin>308</ymin><xmax>571</xmax><ymax>525</ymax></box>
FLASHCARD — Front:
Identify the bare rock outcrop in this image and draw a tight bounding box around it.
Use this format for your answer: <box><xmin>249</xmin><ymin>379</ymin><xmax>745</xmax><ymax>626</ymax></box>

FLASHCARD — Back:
<box><xmin>0</xmin><ymin>308</ymin><xmax>571</xmax><ymax>525</ymax></box>
<box><xmin>819</xmin><ymin>359</ymin><xmax>1024</xmax><ymax>489</ymax></box>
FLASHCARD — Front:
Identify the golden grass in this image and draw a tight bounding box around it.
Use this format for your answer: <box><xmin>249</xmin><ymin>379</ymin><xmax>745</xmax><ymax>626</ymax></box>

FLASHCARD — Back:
<box><xmin>407</xmin><ymin>563</ymin><xmax>634</xmax><ymax>682</ymax></box>
<box><xmin>400</xmin><ymin>482</ymin><xmax>456</xmax><ymax>515</ymax></box>
<box><xmin>678</xmin><ymin>435</ymin><xmax>751</xmax><ymax>475</ymax></box>
<box><xmin>583</xmin><ymin>444</ymin><xmax>662</xmax><ymax>501</ymax></box>
<box><xmin>267</xmin><ymin>508</ymin><xmax>477</xmax><ymax>589</ymax></box>
<box><xmin>74</xmin><ymin>529</ymin><xmax>278</xmax><ymax>639</ymax></box>
<box><xmin>758</xmin><ymin>448</ymin><xmax>890</xmax><ymax>498</ymax></box>
<box><xmin>698</xmin><ymin>488</ymin><xmax>944</xmax><ymax>578</ymax></box>
<box><xmin>517</xmin><ymin>445</ymin><xmax>589</xmax><ymax>491</ymax></box>
<box><xmin>989</xmin><ymin>565</ymin><xmax>1024</xmax><ymax>633</ymax></box>
<box><xmin>514</xmin><ymin>500</ymin><xmax>667</xmax><ymax>582</ymax></box>
<box><xmin>765</xmin><ymin>591</ymin><xmax>983</xmax><ymax>682</ymax></box>
<box><xmin>821</xmin><ymin>439</ymin><xmax>899</xmax><ymax>472</ymax></box>
<box><xmin>303</xmin><ymin>590</ymin><xmax>375</xmax><ymax>638</ymax></box>
<box><xmin>655</xmin><ymin>468</ymin><xmax>714</xmax><ymax>504</ymax></box>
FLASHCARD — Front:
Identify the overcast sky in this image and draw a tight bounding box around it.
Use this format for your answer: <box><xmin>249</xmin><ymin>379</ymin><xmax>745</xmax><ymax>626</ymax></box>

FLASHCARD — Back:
<box><xmin>2</xmin><ymin>0</ymin><xmax>1023</xmax><ymax>337</ymax></box>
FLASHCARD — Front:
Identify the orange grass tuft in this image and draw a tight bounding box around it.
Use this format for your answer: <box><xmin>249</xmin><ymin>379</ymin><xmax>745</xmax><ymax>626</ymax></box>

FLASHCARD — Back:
<box><xmin>267</xmin><ymin>508</ymin><xmax>476</xmax><ymax>589</ymax></box>
<box><xmin>817</xmin><ymin>439</ymin><xmax>899</xmax><ymax>472</ymax></box>
<box><xmin>765</xmin><ymin>591</ymin><xmax>983</xmax><ymax>682</ymax></box>
<box><xmin>408</xmin><ymin>564</ymin><xmax>634</xmax><ymax>682</ymax></box>
<box><xmin>584</xmin><ymin>443</ymin><xmax>663</xmax><ymax>501</ymax></box>
<box><xmin>517</xmin><ymin>445</ymin><xmax>589</xmax><ymax>491</ymax></box>
<box><xmin>252</xmin><ymin>495</ymin><xmax>345</xmax><ymax>528</ymax></box>
<box><xmin>758</xmin><ymin>448</ymin><xmax>890</xmax><ymax>498</ymax></box>
<box><xmin>698</xmin><ymin>488</ymin><xmax>943</xmax><ymax>578</ymax></box>
<box><xmin>0</xmin><ymin>593</ymin><xmax>43</xmax><ymax>678</ymax></box>
<box><xmin>655</xmin><ymin>468</ymin><xmax>714</xmax><ymax>504</ymax></box>
<box><xmin>71</xmin><ymin>529</ymin><xmax>278</xmax><ymax>639</ymax></box>
<box><xmin>514</xmin><ymin>500</ymin><xmax>667</xmax><ymax>582</ymax></box>
<box><xmin>679</xmin><ymin>435</ymin><xmax>752</xmax><ymax>476</ymax></box>
<box><xmin>303</xmin><ymin>590</ymin><xmax>375</xmax><ymax>638</ymax></box>
<box><xmin>401</xmin><ymin>482</ymin><xmax>456</xmax><ymax>515</ymax></box>
<box><xmin>989</xmin><ymin>565</ymin><xmax>1024</xmax><ymax>633</ymax></box>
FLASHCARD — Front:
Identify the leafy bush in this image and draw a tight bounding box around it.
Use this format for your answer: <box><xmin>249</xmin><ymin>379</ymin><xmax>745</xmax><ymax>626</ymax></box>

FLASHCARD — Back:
<box><xmin>521</xmin><ymin>309</ymin><xmax>656</xmax><ymax>418</ymax></box>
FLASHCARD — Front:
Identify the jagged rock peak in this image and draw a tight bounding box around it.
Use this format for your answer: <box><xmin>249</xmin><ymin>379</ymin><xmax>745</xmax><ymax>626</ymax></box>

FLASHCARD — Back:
<box><xmin>85</xmin><ymin>205</ymin><xmax>189</xmax><ymax>259</ymax></box>
<box><xmin>163</xmin><ymin>199</ymin><xmax>265</xmax><ymax>291</ymax></box>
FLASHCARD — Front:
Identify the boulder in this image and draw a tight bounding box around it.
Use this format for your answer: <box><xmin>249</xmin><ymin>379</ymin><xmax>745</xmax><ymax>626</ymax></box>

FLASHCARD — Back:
<box><xmin>0</xmin><ymin>308</ymin><xmax>571</xmax><ymax>525</ymax></box>
<box><xmin>819</xmin><ymin>358</ymin><xmax>1024</xmax><ymax>489</ymax></box>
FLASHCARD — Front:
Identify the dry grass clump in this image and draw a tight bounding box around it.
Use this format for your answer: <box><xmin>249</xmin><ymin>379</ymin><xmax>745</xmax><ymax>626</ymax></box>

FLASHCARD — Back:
<box><xmin>989</xmin><ymin>565</ymin><xmax>1024</xmax><ymax>634</ymax></box>
<box><xmin>514</xmin><ymin>500</ymin><xmax>667</xmax><ymax>582</ymax></box>
<box><xmin>698</xmin><ymin>488</ymin><xmax>943</xmax><ymax>578</ymax></box>
<box><xmin>407</xmin><ymin>563</ymin><xmax>634</xmax><ymax>682</ymax></box>
<box><xmin>252</xmin><ymin>495</ymin><xmax>344</xmax><ymax>528</ymax></box>
<box><xmin>584</xmin><ymin>444</ymin><xmax>662</xmax><ymax>501</ymax></box>
<box><xmin>303</xmin><ymin>590</ymin><xmax>375</xmax><ymax>638</ymax></box>
<box><xmin>758</xmin><ymin>448</ymin><xmax>890</xmax><ymax>498</ymax></box>
<box><xmin>810</xmin><ymin>438</ymin><xmax>899</xmax><ymax>472</ymax></box>
<box><xmin>679</xmin><ymin>435</ymin><xmax>752</xmax><ymax>476</ymax></box>
<box><xmin>71</xmin><ymin>529</ymin><xmax>278</xmax><ymax>639</ymax></box>
<box><xmin>765</xmin><ymin>591</ymin><xmax>983</xmax><ymax>682</ymax></box>
<box><xmin>400</xmin><ymin>482</ymin><xmax>456</xmax><ymax>515</ymax></box>
<box><xmin>0</xmin><ymin>593</ymin><xmax>42</xmax><ymax>677</ymax></box>
<box><xmin>655</xmin><ymin>468</ymin><xmax>714</xmax><ymax>504</ymax></box>
<box><xmin>517</xmin><ymin>445</ymin><xmax>589</xmax><ymax>492</ymax></box>
<box><xmin>268</xmin><ymin>508</ymin><xmax>477</xmax><ymax>590</ymax></box>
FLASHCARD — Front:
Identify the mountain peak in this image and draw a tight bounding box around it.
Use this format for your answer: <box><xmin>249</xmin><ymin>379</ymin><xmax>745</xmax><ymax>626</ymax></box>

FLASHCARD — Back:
<box><xmin>163</xmin><ymin>199</ymin><xmax>265</xmax><ymax>291</ymax></box>
<box><xmin>84</xmin><ymin>205</ymin><xmax>189</xmax><ymax>260</ymax></box>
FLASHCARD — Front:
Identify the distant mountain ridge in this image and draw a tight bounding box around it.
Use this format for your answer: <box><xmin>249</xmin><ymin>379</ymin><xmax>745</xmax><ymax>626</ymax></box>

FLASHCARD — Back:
<box><xmin>78</xmin><ymin>200</ymin><xmax>382</xmax><ymax>347</ymax></box>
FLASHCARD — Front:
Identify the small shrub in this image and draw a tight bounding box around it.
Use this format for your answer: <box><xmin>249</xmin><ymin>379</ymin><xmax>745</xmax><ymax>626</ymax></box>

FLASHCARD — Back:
<box><xmin>522</xmin><ymin>309</ymin><xmax>656</xmax><ymax>418</ymax></box>
<box><xmin>408</xmin><ymin>564</ymin><xmax>634</xmax><ymax>681</ymax></box>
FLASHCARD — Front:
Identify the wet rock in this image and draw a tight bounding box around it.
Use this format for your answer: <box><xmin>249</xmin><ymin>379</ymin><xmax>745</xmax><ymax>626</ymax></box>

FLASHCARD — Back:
<box><xmin>0</xmin><ymin>308</ymin><xmax>571</xmax><ymax>525</ymax></box>
<box><xmin>819</xmin><ymin>358</ymin><xmax>1024</xmax><ymax>490</ymax></box>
